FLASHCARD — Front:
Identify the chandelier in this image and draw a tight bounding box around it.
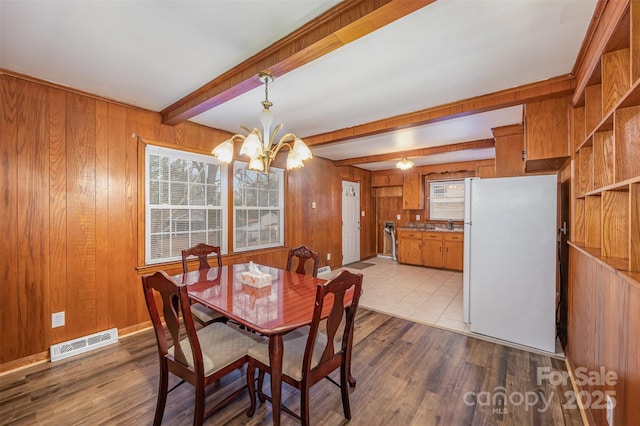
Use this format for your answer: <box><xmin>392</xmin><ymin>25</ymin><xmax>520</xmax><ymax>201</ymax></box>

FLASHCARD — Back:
<box><xmin>396</xmin><ymin>158</ymin><xmax>414</xmax><ymax>170</ymax></box>
<box><xmin>211</xmin><ymin>71</ymin><xmax>312</xmax><ymax>174</ymax></box>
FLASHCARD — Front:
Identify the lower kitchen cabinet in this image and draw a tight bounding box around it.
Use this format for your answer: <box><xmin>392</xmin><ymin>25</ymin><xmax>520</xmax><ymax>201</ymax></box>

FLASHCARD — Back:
<box><xmin>397</xmin><ymin>230</ymin><xmax>423</xmax><ymax>266</ymax></box>
<box><xmin>398</xmin><ymin>230</ymin><xmax>464</xmax><ymax>271</ymax></box>
<box><xmin>423</xmin><ymin>233</ymin><xmax>444</xmax><ymax>268</ymax></box>
<box><xmin>443</xmin><ymin>233</ymin><xmax>464</xmax><ymax>271</ymax></box>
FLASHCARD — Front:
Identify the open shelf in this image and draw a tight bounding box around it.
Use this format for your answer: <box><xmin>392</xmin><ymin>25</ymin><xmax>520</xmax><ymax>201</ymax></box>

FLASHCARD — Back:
<box><xmin>571</xmin><ymin>4</ymin><xmax>640</xmax><ymax>275</ymax></box>
<box><xmin>577</xmin><ymin>175</ymin><xmax>640</xmax><ymax>198</ymax></box>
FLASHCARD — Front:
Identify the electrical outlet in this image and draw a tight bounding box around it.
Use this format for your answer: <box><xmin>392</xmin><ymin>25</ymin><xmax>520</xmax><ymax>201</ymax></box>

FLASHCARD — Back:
<box><xmin>396</xmin><ymin>214</ymin><xmax>401</xmax><ymax>220</ymax></box>
<box><xmin>606</xmin><ymin>394</ymin><xmax>614</xmax><ymax>425</ymax></box>
<box><xmin>311</xmin><ymin>201</ymin><xmax>316</xmax><ymax>209</ymax></box>
<box><xmin>327</xmin><ymin>253</ymin><xmax>331</xmax><ymax>261</ymax></box>
<box><xmin>52</xmin><ymin>311</ymin><xmax>65</xmax><ymax>328</ymax></box>
<box><xmin>416</xmin><ymin>214</ymin><xmax>421</xmax><ymax>221</ymax></box>
<box><xmin>361</xmin><ymin>210</ymin><xmax>365</xmax><ymax>217</ymax></box>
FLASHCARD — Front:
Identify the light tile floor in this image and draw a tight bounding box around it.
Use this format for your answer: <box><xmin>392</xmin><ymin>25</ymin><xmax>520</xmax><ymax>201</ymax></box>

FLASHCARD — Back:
<box><xmin>332</xmin><ymin>255</ymin><xmax>466</xmax><ymax>333</ymax></box>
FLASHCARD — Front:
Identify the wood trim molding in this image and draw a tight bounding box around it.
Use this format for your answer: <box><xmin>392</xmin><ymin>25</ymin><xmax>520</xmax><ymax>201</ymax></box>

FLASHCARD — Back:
<box><xmin>333</xmin><ymin>139</ymin><xmax>495</xmax><ymax>166</ymax></box>
<box><xmin>304</xmin><ymin>75</ymin><xmax>575</xmax><ymax>147</ymax></box>
<box><xmin>571</xmin><ymin>0</ymin><xmax>609</xmax><ymax>82</ymax></box>
<box><xmin>491</xmin><ymin>124</ymin><xmax>524</xmax><ymax>138</ymax></box>
<box><xmin>160</xmin><ymin>0</ymin><xmax>435</xmax><ymax>125</ymax></box>
<box><xmin>0</xmin><ymin>352</ymin><xmax>49</xmax><ymax>375</ymax></box>
<box><xmin>572</xmin><ymin>0</ymin><xmax>630</xmax><ymax>105</ymax></box>
<box><xmin>0</xmin><ymin>67</ymin><xmax>154</xmax><ymax>113</ymax></box>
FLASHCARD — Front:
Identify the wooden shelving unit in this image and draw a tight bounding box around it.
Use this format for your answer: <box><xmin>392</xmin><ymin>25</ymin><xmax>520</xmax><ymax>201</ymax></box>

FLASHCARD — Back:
<box><xmin>572</xmin><ymin>5</ymin><xmax>640</xmax><ymax>274</ymax></box>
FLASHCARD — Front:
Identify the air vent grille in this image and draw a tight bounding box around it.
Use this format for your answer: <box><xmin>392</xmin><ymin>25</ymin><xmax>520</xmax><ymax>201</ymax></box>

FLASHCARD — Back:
<box><xmin>317</xmin><ymin>266</ymin><xmax>332</xmax><ymax>277</ymax></box>
<box><xmin>50</xmin><ymin>328</ymin><xmax>118</xmax><ymax>362</ymax></box>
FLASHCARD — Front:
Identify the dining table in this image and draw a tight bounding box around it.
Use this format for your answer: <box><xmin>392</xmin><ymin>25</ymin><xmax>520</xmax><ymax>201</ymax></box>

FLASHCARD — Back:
<box><xmin>173</xmin><ymin>262</ymin><xmax>355</xmax><ymax>425</ymax></box>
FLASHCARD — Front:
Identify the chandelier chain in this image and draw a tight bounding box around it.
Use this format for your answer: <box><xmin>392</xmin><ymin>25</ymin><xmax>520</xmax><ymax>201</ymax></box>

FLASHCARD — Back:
<box><xmin>264</xmin><ymin>75</ymin><xmax>269</xmax><ymax>105</ymax></box>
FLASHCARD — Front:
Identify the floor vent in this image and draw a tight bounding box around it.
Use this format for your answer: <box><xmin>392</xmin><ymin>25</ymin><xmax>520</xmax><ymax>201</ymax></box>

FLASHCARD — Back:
<box><xmin>317</xmin><ymin>266</ymin><xmax>332</xmax><ymax>276</ymax></box>
<box><xmin>50</xmin><ymin>328</ymin><xmax>118</xmax><ymax>362</ymax></box>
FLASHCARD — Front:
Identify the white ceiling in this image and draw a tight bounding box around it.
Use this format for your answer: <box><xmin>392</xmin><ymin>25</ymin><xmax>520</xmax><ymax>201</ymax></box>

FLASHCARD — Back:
<box><xmin>0</xmin><ymin>0</ymin><xmax>597</xmax><ymax>171</ymax></box>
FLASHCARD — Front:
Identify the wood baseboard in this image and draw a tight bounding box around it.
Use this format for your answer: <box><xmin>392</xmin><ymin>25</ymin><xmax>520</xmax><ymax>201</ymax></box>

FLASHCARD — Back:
<box><xmin>0</xmin><ymin>323</ymin><xmax>154</xmax><ymax>375</ymax></box>
<box><xmin>0</xmin><ymin>352</ymin><xmax>49</xmax><ymax>375</ymax></box>
<box><xmin>564</xmin><ymin>354</ymin><xmax>595</xmax><ymax>426</ymax></box>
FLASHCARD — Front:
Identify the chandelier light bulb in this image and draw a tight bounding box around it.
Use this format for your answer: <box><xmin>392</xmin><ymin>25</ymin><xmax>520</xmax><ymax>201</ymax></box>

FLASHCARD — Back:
<box><xmin>211</xmin><ymin>140</ymin><xmax>234</xmax><ymax>163</ymax></box>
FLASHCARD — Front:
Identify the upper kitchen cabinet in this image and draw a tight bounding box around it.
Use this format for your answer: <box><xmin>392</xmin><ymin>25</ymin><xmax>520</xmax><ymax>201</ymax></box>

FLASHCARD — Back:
<box><xmin>524</xmin><ymin>94</ymin><xmax>571</xmax><ymax>172</ymax></box>
<box><xmin>403</xmin><ymin>173</ymin><xmax>424</xmax><ymax>210</ymax></box>
<box><xmin>372</xmin><ymin>174</ymin><xmax>404</xmax><ymax>187</ymax></box>
<box><xmin>493</xmin><ymin>124</ymin><xmax>525</xmax><ymax>177</ymax></box>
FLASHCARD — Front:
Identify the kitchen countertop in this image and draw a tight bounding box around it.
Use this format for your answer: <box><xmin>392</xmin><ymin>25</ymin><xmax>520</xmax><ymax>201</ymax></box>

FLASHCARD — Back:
<box><xmin>397</xmin><ymin>227</ymin><xmax>464</xmax><ymax>233</ymax></box>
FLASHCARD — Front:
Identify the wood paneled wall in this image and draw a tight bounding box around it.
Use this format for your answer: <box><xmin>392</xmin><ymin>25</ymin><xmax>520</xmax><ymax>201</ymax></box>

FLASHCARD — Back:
<box><xmin>285</xmin><ymin>156</ymin><xmax>375</xmax><ymax>269</ymax></box>
<box><xmin>0</xmin><ymin>73</ymin><xmax>373</xmax><ymax>368</ymax></box>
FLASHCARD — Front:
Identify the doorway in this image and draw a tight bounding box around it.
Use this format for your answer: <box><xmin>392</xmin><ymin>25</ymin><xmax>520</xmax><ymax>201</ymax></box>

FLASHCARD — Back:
<box><xmin>558</xmin><ymin>179</ymin><xmax>570</xmax><ymax>347</ymax></box>
<box><xmin>342</xmin><ymin>180</ymin><xmax>360</xmax><ymax>265</ymax></box>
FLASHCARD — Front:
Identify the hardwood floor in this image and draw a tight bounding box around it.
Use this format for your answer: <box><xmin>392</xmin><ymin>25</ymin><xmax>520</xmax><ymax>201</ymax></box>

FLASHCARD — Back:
<box><xmin>0</xmin><ymin>309</ymin><xmax>583</xmax><ymax>425</ymax></box>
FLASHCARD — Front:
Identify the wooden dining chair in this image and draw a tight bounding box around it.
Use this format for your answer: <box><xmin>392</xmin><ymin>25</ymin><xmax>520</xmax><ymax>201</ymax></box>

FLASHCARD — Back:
<box><xmin>245</xmin><ymin>270</ymin><xmax>363</xmax><ymax>425</ymax></box>
<box><xmin>286</xmin><ymin>245</ymin><xmax>319</xmax><ymax>277</ymax></box>
<box><xmin>142</xmin><ymin>271</ymin><xmax>258</xmax><ymax>426</ymax></box>
<box><xmin>181</xmin><ymin>243</ymin><xmax>225</xmax><ymax>325</ymax></box>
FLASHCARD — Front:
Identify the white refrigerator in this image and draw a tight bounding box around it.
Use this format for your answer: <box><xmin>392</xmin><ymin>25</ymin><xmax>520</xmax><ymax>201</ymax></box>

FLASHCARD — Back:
<box><xmin>463</xmin><ymin>174</ymin><xmax>557</xmax><ymax>353</ymax></box>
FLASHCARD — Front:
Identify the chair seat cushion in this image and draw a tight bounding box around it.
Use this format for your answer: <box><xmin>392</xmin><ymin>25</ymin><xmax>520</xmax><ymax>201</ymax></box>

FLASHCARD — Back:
<box><xmin>169</xmin><ymin>323</ymin><xmax>256</xmax><ymax>376</ymax></box>
<box><xmin>190</xmin><ymin>302</ymin><xmax>224</xmax><ymax>324</ymax></box>
<box><xmin>248</xmin><ymin>327</ymin><xmax>340</xmax><ymax>381</ymax></box>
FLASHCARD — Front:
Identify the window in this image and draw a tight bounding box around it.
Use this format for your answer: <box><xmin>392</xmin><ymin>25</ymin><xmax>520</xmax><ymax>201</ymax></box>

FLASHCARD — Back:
<box><xmin>233</xmin><ymin>162</ymin><xmax>283</xmax><ymax>251</ymax></box>
<box><xmin>429</xmin><ymin>179</ymin><xmax>465</xmax><ymax>220</ymax></box>
<box><xmin>145</xmin><ymin>145</ymin><xmax>227</xmax><ymax>264</ymax></box>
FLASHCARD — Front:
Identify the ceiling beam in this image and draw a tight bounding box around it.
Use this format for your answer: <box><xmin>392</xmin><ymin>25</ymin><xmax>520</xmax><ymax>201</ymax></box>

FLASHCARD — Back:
<box><xmin>303</xmin><ymin>74</ymin><xmax>575</xmax><ymax>147</ymax></box>
<box><xmin>160</xmin><ymin>0</ymin><xmax>435</xmax><ymax>125</ymax></box>
<box><xmin>332</xmin><ymin>138</ymin><xmax>495</xmax><ymax>166</ymax></box>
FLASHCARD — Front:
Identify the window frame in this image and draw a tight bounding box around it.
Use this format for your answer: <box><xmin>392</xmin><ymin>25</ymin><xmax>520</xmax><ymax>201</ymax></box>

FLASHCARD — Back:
<box><xmin>429</xmin><ymin>179</ymin><xmax>465</xmax><ymax>221</ymax></box>
<box><xmin>232</xmin><ymin>162</ymin><xmax>284</xmax><ymax>252</ymax></box>
<box><xmin>144</xmin><ymin>144</ymin><xmax>228</xmax><ymax>265</ymax></box>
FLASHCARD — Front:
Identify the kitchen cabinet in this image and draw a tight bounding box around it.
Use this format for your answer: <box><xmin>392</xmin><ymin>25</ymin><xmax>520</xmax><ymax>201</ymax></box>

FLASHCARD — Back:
<box><xmin>402</xmin><ymin>173</ymin><xmax>424</xmax><ymax>210</ymax></box>
<box><xmin>422</xmin><ymin>233</ymin><xmax>443</xmax><ymax>268</ymax></box>
<box><xmin>493</xmin><ymin>124</ymin><xmax>525</xmax><ymax>177</ymax></box>
<box><xmin>476</xmin><ymin>165</ymin><xmax>496</xmax><ymax>178</ymax></box>
<box><xmin>423</xmin><ymin>232</ymin><xmax>464</xmax><ymax>271</ymax></box>
<box><xmin>397</xmin><ymin>230</ymin><xmax>423</xmax><ymax>265</ymax></box>
<box><xmin>398</xmin><ymin>230</ymin><xmax>464</xmax><ymax>271</ymax></box>
<box><xmin>372</xmin><ymin>174</ymin><xmax>404</xmax><ymax>187</ymax></box>
<box><xmin>524</xmin><ymin>95</ymin><xmax>571</xmax><ymax>172</ymax></box>
<box><xmin>443</xmin><ymin>233</ymin><xmax>464</xmax><ymax>271</ymax></box>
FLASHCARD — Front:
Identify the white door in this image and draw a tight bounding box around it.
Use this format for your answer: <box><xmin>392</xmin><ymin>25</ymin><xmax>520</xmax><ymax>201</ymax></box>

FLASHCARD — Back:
<box><xmin>342</xmin><ymin>181</ymin><xmax>360</xmax><ymax>265</ymax></box>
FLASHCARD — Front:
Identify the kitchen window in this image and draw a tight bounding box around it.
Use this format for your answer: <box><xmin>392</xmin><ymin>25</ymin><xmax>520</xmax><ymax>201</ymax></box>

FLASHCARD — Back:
<box><xmin>233</xmin><ymin>162</ymin><xmax>284</xmax><ymax>251</ymax></box>
<box><xmin>429</xmin><ymin>179</ymin><xmax>465</xmax><ymax>221</ymax></box>
<box><xmin>145</xmin><ymin>145</ymin><xmax>228</xmax><ymax>264</ymax></box>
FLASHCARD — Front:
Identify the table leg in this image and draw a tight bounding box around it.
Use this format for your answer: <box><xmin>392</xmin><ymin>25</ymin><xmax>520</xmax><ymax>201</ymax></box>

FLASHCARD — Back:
<box><xmin>269</xmin><ymin>334</ymin><xmax>284</xmax><ymax>426</ymax></box>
